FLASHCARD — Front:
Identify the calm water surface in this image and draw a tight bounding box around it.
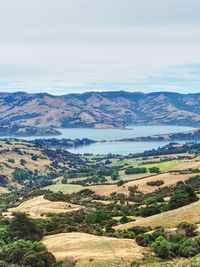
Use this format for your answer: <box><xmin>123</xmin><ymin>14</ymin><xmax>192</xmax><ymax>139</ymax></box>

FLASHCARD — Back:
<box><xmin>0</xmin><ymin>125</ymin><xmax>193</xmax><ymax>155</ymax></box>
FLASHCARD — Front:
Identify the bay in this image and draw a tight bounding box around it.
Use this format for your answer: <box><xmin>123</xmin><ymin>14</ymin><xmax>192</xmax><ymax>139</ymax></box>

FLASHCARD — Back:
<box><xmin>0</xmin><ymin>125</ymin><xmax>195</xmax><ymax>155</ymax></box>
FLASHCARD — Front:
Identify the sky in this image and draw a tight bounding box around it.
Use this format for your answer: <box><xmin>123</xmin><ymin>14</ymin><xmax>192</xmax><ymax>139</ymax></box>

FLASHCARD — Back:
<box><xmin>0</xmin><ymin>0</ymin><xmax>200</xmax><ymax>95</ymax></box>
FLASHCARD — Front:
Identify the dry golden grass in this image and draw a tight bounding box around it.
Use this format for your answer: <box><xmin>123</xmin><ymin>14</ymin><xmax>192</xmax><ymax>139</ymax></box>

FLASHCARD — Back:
<box><xmin>114</xmin><ymin>200</ymin><xmax>200</xmax><ymax>230</ymax></box>
<box><xmin>85</xmin><ymin>173</ymin><xmax>195</xmax><ymax>196</ymax></box>
<box><xmin>4</xmin><ymin>195</ymin><xmax>84</xmax><ymax>218</ymax></box>
<box><xmin>172</xmin><ymin>157</ymin><xmax>200</xmax><ymax>171</ymax></box>
<box><xmin>42</xmin><ymin>232</ymin><xmax>146</xmax><ymax>263</ymax></box>
<box><xmin>0</xmin><ymin>141</ymin><xmax>53</xmax><ymax>182</ymax></box>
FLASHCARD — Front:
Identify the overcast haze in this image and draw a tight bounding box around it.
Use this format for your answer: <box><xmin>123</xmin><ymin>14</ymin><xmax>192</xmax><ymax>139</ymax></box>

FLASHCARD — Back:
<box><xmin>0</xmin><ymin>0</ymin><xmax>200</xmax><ymax>95</ymax></box>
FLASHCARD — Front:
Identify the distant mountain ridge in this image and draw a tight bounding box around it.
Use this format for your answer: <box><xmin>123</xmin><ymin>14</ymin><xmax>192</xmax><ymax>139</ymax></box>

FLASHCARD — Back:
<box><xmin>0</xmin><ymin>91</ymin><xmax>200</xmax><ymax>129</ymax></box>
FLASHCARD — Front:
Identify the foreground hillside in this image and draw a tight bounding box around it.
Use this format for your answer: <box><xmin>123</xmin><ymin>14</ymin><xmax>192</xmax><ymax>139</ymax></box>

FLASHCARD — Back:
<box><xmin>0</xmin><ymin>91</ymin><xmax>200</xmax><ymax>131</ymax></box>
<box><xmin>1</xmin><ymin>140</ymin><xmax>200</xmax><ymax>266</ymax></box>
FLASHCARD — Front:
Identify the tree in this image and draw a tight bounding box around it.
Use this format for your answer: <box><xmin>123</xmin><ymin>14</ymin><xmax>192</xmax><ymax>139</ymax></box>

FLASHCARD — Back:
<box><xmin>150</xmin><ymin>236</ymin><xmax>173</xmax><ymax>259</ymax></box>
<box><xmin>12</xmin><ymin>168</ymin><xmax>31</xmax><ymax>182</ymax></box>
<box><xmin>22</xmin><ymin>251</ymin><xmax>56</xmax><ymax>267</ymax></box>
<box><xmin>9</xmin><ymin>213</ymin><xmax>43</xmax><ymax>241</ymax></box>
<box><xmin>148</xmin><ymin>167</ymin><xmax>160</xmax><ymax>173</ymax></box>
<box><xmin>117</xmin><ymin>180</ymin><xmax>124</xmax><ymax>187</ymax></box>
<box><xmin>85</xmin><ymin>210</ymin><xmax>111</xmax><ymax>224</ymax></box>
<box><xmin>168</xmin><ymin>185</ymin><xmax>198</xmax><ymax>210</ymax></box>
<box><xmin>111</xmin><ymin>170</ymin><xmax>119</xmax><ymax>181</ymax></box>
<box><xmin>178</xmin><ymin>239</ymin><xmax>199</xmax><ymax>258</ymax></box>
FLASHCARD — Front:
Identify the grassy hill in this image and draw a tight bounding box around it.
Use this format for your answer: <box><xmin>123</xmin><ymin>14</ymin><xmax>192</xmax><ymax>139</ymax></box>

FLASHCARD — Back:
<box><xmin>42</xmin><ymin>232</ymin><xmax>146</xmax><ymax>265</ymax></box>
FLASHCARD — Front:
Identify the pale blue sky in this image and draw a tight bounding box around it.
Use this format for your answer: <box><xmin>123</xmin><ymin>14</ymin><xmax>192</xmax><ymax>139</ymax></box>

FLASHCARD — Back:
<box><xmin>0</xmin><ymin>0</ymin><xmax>199</xmax><ymax>94</ymax></box>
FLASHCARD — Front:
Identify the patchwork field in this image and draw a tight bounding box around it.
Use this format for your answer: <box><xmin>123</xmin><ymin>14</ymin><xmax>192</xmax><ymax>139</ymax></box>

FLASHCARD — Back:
<box><xmin>42</xmin><ymin>232</ymin><xmax>146</xmax><ymax>265</ymax></box>
<box><xmin>4</xmin><ymin>195</ymin><xmax>84</xmax><ymax>218</ymax></box>
<box><xmin>114</xmin><ymin>199</ymin><xmax>200</xmax><ymax>229</ymax></box>
<box><xmin>139</xmin><ymin>161</ymin><xmax>179</xmax><ymax>172</ymax></box>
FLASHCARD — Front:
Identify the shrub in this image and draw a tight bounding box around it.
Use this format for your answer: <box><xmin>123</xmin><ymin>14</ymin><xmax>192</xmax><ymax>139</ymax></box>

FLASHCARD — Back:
<box><xmin>146</xmin><ymin>180</ymin><xmax>164</xmax><ymax>186</ymax></box>
<box><xmin>8</xmin><ymin>159</ymin><xmax>15</xmax><ymax>163</ymax></box>
<box><xmin>168</xmin><ymin>185</ymin><xmax>198</xmax><ymax>210</ymax></box>
<box><xmin>178</xmin><ymin>239</ymin><xmax>199</xmax><ymax>258</ymax></box>
<box><xmin>135</xmin><ymin>233</ymin><xmax>151</xmax><ymax>247</ymax></box>
<box><xmin>9</xmin><ymin>213</ymin><xmax>43</xmax><ymax>241</ymax></box>
<box><xmin>145</xmin><ymin>195</ymin><xmax>164</xmax><ymax>205</ymax></box>
<box><xmin>177</xmin><ymin>222</ymin><xmax>197</xmax><ymax>237</ymax></box>
<box><xmin>150</xmin><ymin>236</ymin><xmax>174</xmax><ymax>259</ymax></box>
<box><xmin>148</xmin><ymin>167</ymin><xmax>160</xmax><ymax>173</ymax></box>
<box><xmin>111</xmin><ymin>170</ymin><xmax>119</xmax><ymax>181</ymax></box>
<box><xmin>133</xmin><ymin>205</ymin><xmax>161</xmax><ymax>217</ymax></box>
<box><xmin>117</xmin><ymin>180</ymin><xmax>124</xmax><ymax>187</ymax></box>
<box><xmin>125</xmin><ymin>167</ymin><xmax>147</xmax><ymax>175</ymax></box>
<box><xmin>120</xmin><ymin>216</ymin><xmax>129</xmax><ymax>224</ymax></box>
<box><xmin>85</xmin><ymin>210</ymin><xmax>112</xmax><ymax>224</ymax></box>
<box><xmin>22</xmin><ymin>251</ymin><xmax>56</xmax><ymax>267</ymax></box>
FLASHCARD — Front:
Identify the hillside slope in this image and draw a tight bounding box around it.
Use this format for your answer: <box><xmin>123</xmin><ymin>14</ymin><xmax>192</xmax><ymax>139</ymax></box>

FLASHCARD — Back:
<box><xmin>42</xmin><ymin>232</ymin><xmax>145</xmax><ymax>263</ymax></box>
<box><xmin>114</xmin><ymin>200</ymin><xmax>200</xmax><ymax>229</ymax></box>
<box><xmin>0</xmin><ymin>91</ymin><xmax>200</xmax><ymax>129</ymax></box>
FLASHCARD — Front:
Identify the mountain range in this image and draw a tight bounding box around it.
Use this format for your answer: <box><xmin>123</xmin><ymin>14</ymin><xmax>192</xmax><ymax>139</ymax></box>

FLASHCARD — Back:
<box><xmin>0</xmin><ymin>91</ymin><xmax>200</xmax><ymax>130</ymax></box>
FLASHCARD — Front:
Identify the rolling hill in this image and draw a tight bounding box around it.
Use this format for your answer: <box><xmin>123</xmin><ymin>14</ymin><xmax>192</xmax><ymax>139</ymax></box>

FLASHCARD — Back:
<box><xmin>0</xmin><ymin>91</ymin><xmax>200</xmax><ymax>132</ymax></box>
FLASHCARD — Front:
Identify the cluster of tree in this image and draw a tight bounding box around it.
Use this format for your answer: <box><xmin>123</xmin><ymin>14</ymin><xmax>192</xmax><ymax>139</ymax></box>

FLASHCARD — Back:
<box><xmin>12</xmin><ymin>168</ymin><xmax>55</xmax><ymax>189</ymax></box>
<box><xmin>136</xmin><ymin>222</ymin><xmax>200</xmax><ymax>259</ymax></box>
<box><xmin>0</xmin><ymin>213</ymin><xmax>58</xmax><ymax>266</ymax></box>
<box><xmin>68</xmin><ymin>176</ymin><xmax>107</xmax><ymax>186</ymax></box>
<box><xmin>146</xmin><ymin>180</ymin><xmax>164</xmax><ymax>186</ymax></box>
<box><xmin>185</xmin><ymin>175</ymin><xmax>200</xmax><ymax>190</ymax></box>
<box><xmin>33</xmin><ymin>138</ymin><xmax>96</xmax><ymax>149</ymax></box>
<box><xmin>132</xmin><ymin>183</ymin><xmax>198</xmax><ymax>217</ymax></box>
<box><xmin>125</xmin><ymin>166</ymin><xmax>160</xmax><ymax>175</ymax></box>
<box><xmin>125</xmin><ymin>167</ymin><xmax>147</xmax><ymax>174</ymax></box>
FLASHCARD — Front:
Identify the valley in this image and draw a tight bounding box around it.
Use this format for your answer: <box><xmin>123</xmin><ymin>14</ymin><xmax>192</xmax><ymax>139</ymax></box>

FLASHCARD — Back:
<box><xmin>0</xmin><ymin>139</ymin><xmax>200</xmax><ymax>266</ymax></box>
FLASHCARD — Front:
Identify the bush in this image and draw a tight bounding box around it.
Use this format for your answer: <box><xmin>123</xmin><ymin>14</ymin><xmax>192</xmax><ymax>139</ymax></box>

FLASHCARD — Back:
<box><xmin>178</xmin><ymin>239</ymin><xmax>199</xmax><ymax>258</ymax></box>
<box><xmin>12</xmin><ymin>168</ymin><xmax>32</xmax><ymax>182</ymax></box>
<box><xmin>146</xmin><ymin>180</ymin><xmax>164</xmax><ymax>186</ymax></box>
<box><xmin>145</xmin><ymin>195</ymin><xmax>164</xmax><ymax>205</ymax></box>
<box><xmin>120</xmin><ymin>216</ymin><xmax>129</xmax><ymax>224</ymax></box>
<box><xmin>125</xmin><ymin>167</ymin><xmax>147</xmax><ymax>175</ymax></box>
<box><xmin>8</xmin><ymin>159</ymin><xmax>15</xmax><ymax>164</ymax></box>
<box><xmin>148</xmin><ymin>167</ymin><xmax>160</xmax><ymax>173</ymax></box>
<box><xmin>85</xmin><ymin>210</ymin><xmax>112</xmax><ymax>224</ymax></box>
<box><xmin>9</xmin><ymin>213</ymin><xmax>43</xmax><ymax>241</ymax></box>
<box><xmin>150</xmin><ymin>236</ymin><xmax>174</xmax><ymax>259</ymax></box>
<box><xmin>111</xmin><ymin>170</ymin><xmax>119</xmax><ymax>181</ymax></box>
<box><xmin>177</xmin><ymin>222</ymin><xmax>197</xmax><ymax>237</ymax></box>
<box><xmin>135</xmin><ymin>233</ymin><xmax>151</xmax><ymax>247</ymax></box>
<box><xmin>22</xmin><ymin>251</ymin><xmax>56</xmax><ymax>267</ymax></box>
<box><xmin>133</xmin><ymin>205</ymin><xmax>161</xmax><ymax>217</ymax></box>
<box><xmin>168</xmin><ymin>185</ymin><xmax>198</xmax><ymax>210</ymax></box>
<box><xmin>117</xmin><ymin>180</ymin><xmax>124</xmax><ymax>187</ymax></box>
